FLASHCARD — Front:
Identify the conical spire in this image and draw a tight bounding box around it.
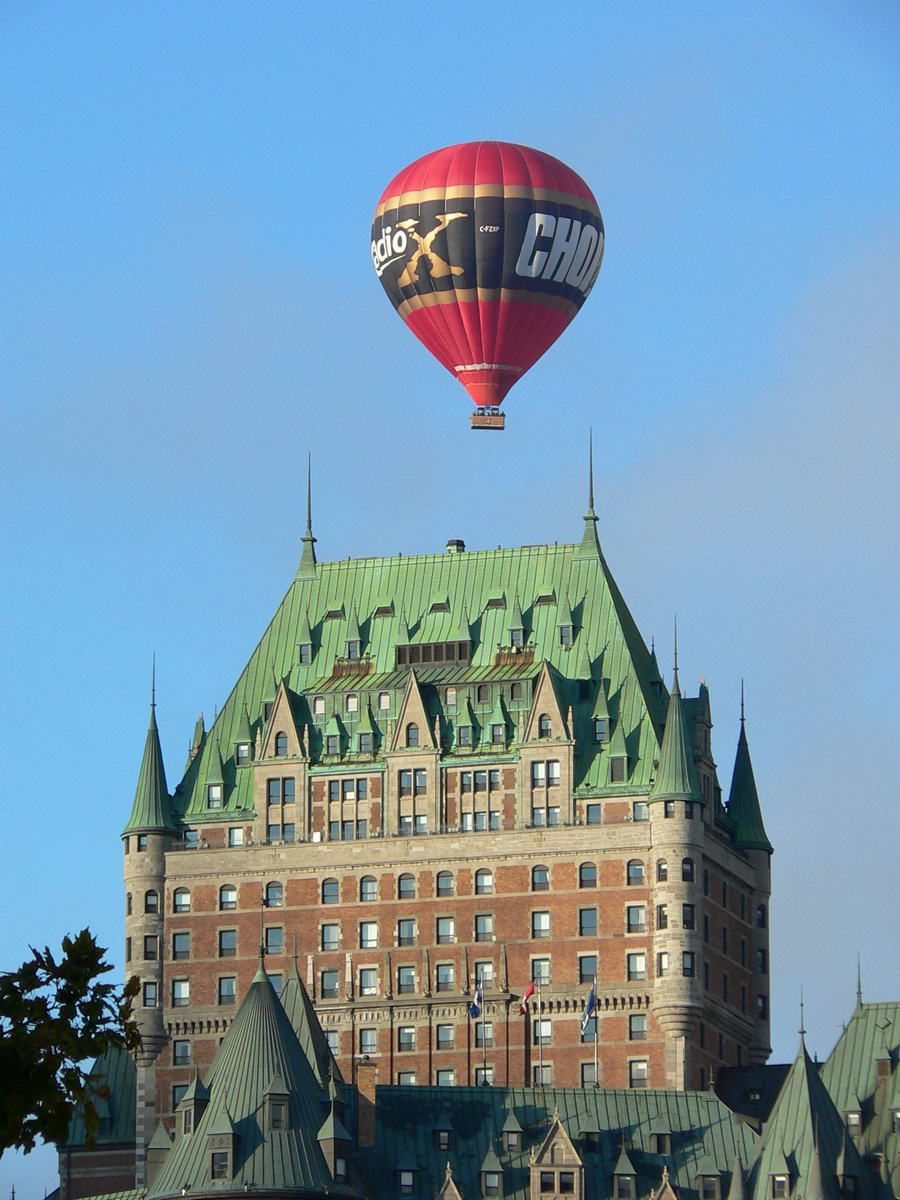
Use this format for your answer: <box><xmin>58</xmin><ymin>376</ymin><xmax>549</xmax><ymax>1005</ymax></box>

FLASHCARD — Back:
<box><xmin>280</xmin><ymin>958</ymin><xmax>342</xmax><ymax>1084</ymax></box>
<box><xmin>726</xmin><ymin>697</ymin><xmax>772</xmax><ymax>852</ymax></box>
<box><xmin>124</xmin><ymin>689</ymin><xmax>175</xmax><ymax>835</ymax></box>
<box><xmin>297</xmin><ymin>453</ymin><xmax>318</xmax><ymax>580</ymax></box>
<box><xmin>188</xmin><ymin>711</ymin><xmax>205</xmax><ymax>764</ymax></box>
<box><xmin>650</xmin><ymin>670</ymin><xmax>700</xmax><ymax>800</ymax></box>
<box><xmin>235</xmin><ymin>704</ymin><xmax>253</xmax><ymax>750</ymax></box>
<box><xmin>725</xmin><ymin>1157</ymin><xmax>747</xmax><ymax>1200</ymax></box>
<box><xmin>575</xmin><ymin>429</ymin><xmax>602</xmax><ymax>560</ymax></box>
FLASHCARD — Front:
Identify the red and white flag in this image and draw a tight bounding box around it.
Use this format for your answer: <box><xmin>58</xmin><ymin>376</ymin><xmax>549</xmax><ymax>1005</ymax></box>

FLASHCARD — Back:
<box><xmin>519</xmin><ymin>981</ymin><xmax>536</xmax><ymax>1014</ymax></box>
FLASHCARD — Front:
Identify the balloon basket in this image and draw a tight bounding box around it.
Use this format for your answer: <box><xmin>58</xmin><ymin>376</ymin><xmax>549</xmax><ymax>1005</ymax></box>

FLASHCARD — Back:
<box><xmin>471</xmin><ymin>409</ymin><xmax>506</xmax><ymax>431</ymax></box>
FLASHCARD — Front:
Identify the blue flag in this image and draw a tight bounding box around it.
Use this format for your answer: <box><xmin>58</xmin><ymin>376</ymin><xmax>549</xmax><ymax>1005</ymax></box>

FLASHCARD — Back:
<box><xmin>580</xmin><ymin>984</ymin><xmax>597</xmax><ymax>1036</ymax></box>
<box><xmin>469</xmin><ymin>980</ymin><xmax>484</xmax><ymax>1019</ymax></box>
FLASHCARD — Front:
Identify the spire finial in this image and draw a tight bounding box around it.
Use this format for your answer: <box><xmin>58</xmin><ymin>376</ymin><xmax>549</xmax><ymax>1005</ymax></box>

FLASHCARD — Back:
<box><xmin>575</xmin><ymin>429</ymin><xmax>601</xmax><ymax>558</ymax></box>
<box><xmin>799</xmin><ymin>986</ymin><xmax>806</xmax><ymax>1042</ymax></box>
<box><xmin>587</xmin><ymin>427</ymin><xmax>595</xmax><ymax>515</ymax></box>
<box><xmin>151</xmin><ymin>653</ymin><xmax>157</xmax><ymax>712</ymax></box>
<box><xmin>306</xmin><ymin>452</ymin><xmax>313</xmax><ymax>536</ymax></box>
<box><xmin>856</xmin><ymin>953</ymin><xmax>863</xmax><ymax>1005</ymax></box>
<box><xmin>298</xmin><ymin>453</ymin><xmax>318</xmax><ymax>578</ymax></box>
<box><xmin>673</xmin><ymin>615</ymin><xmax>679</xmax><ymax>685</ymax></box>
<box><xmin>740</xmin><ymin>678</ymin><xmax>745</xmax><ymax>726</ymax></box>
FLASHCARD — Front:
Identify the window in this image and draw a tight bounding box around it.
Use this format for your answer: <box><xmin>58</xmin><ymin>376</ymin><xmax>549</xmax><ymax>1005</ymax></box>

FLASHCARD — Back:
<box><xmin>629</xmin><ymin>1013</ymin><xmax>647</xmax><ymax>1041</ymax></box>
<box><xmin>436</xmin><ymin>1023</ymin><xmax>454</xmax><ymax>1049</ymax></box>
<box><xmin>632</xmin><ymin>801</ymin><xmax>649</xmax><ymax>821</ymax></box>
<box><xmin>436</xmin><ymin>916</ymin><xmax>455</xmax><ymax>944</ymax></box>
<box><xmin>721</xmin><ymin>927</ymin><xmax>729</xmax><ymax>954</ymax></box>
<box><xmin>627</xmin><ymin>952</ymin><xmax>646</xmax><ymax>981</ymax></box>
<box><xmin>172</xmin><ymin>932</ymin><xmax>190</xmax><ymax>961</ymax></box>
<box><xmin>757</xmin><ymin>904</ymin><xmax>767</xmax><ymax>928</ymax></box>
<box><xmin>172</xmin><ymin>979</ymin><xmax>190</xmax><ymax>1007</ymax></box>
<box><xmin>656</xmin><ymin>904</ymin><xmax>668</xmax><ymax>930</ymax></box>
<box><xmin>509</xmin><ymin>626</ymin><xmax>524</xmax><ymax>649</ymax></box>
<box><xmin>173</xmin><ymin>888</ymin><xmax>191</xmax><ymax>913</ymax></box>
<box><xmin>457</xmin><ymin>724</ymin><xmax>473</xmax><ymax>746</ymax></box>
<box><xmin>477</xmin><ymin>684</ymin><xmax>491</xmax><ymax>704</ymax></box>
<box><xmin>533</xmin><ymin>1064</ymin><xmax>552</xmax><ymax>1085</ymax></box>
<box><xmin>491</xmin><ymin>723</ymin><xmax>506</xmax><ymax>743</ymax></box>
<box><xmin>227</xmin><ymin>826</ymin><xmax>244</xmax><ymax>847</ymax></box>
<box><xmin>268</xmin><ymin>973</ymin><xmax>283</xmax><ymax>995</ymax></box>
<box><xmin>142</xmin><ymin>981</ymin><xmax>158</xmax><ymax>1007</ymax></box>
<box><xmin>173</xmin><ymin>1039</ymin><xmax>190</xmax><ymax>1066</ymax></box>
<box><xmin>475</xmin><ymin>868</ymin><xmax>493</xmax><ymax>894</ymax></box>
<box><xmin>475</xmin><ymin>1020</ymin><xmax>493</xmax><ymax>1047</ymax></box>
<box><xmin>629</xmin><ymin>1059</ymin><xmax>648</xmax><ymax>1089</ymax></box>
<box><xmin>626</xmin><ymin>905</ymin><xmax>645</xmax><ymax>933</ymax></box>
<box><xmin>474</xmin><ymin>913</ymin><xmax>494</xmax><ymax>942</ymax></box>
<box><xmin>627</xmin><ymin>860</ymin><xmax>645</xmax><ymax>885</ymax></box>
<box><xmin>207</xmin><ymin>783</ymin><xmax>223</xmax><ymax>809</ymax></box>
<box><xmin>721</xmin><ymin>880</ymin><xmax>728</xmax><ymax>907</ymax></box>
<box><xmin>211</xmin><ymin>1152</ymin><xmax>230</xmax><ymax>1180</ymax></box>
<box><xmin>682</xmin><ymin>857</ymin><xmax>695</xmax><ymax>882</ymax></box>
<box><xmin>318</xmin><ymin>923</ymin><xmax>339</xmax><ymax>952</ymax></box>
<box><xmin>533</xmin><ymin>1018</ymin><xmax>552</xmax><ymax>1045</ymax></box>
<box><xmin>360</xmin><ymin>875</ymin><xmax>377</xmax><ymax>902</ymax></box>
<box><xmin>322</xmin><ymin>878</ymin><xmax>339</xmax><ymax>904</ymax></box>
<box><xmin>771</xmin><ymin>1177</ymin><xmax>788</xmax><ymax>1200</ymax></box>
<box><xmin>397</xmin><ymin>1025</ymin><xmax>415</xmax><ymax>1051</ymax></box>
<box><xmin>436</xmin><ymin>1070</ymin><xmax>455</xmax><ymax>1087</ymax></box>
<box><xmin>656</xmin><ymin>858</ymin><xmax>668</xmax><ymax>882</ymax></box>
<box><xmin>297</xmin><ymin>641</ymin><xmax>312</xmax><ymax>664</ymax></box>
<box><xmin>274</xmin><ymin>732</ymin><xmax>288</xmax><ymax>756</ymax></box>
<box><xmin>610</xmin><ymin>756</ymin><xmax>627</xmax><ymax>782</ymax></box>
<box><xmin>559</xmin><ymin>623</ymin><xmax>574</xmax><ymax>646</ymax></box>
<box><xmin>586</xmin><ymin>803</ymin><xmax>601</xmax><ymax>825</ymax></box>
<box><xmin>359</xmin><ymin>1027</ymin><xmax>377</xmax><ymax>1055</ymax></box>
<box><xmin>532</xmin><ymin>864</ymin><xmax>549</xmax><ymax>891</ymax></box>
<box><xmin>703</xmin><ymin>869</ymin><xmax>710</xmax><ymax>896</ymax></box>
<box><xmin>579</xmin><ymin>862</ymin><xmax>597</xmax><ymax>888</ymax></box>
<box><xmin>126</xmin><ymin>937</ymin><xmax>132</xmax><ymax>961</ymax></box>
<box><xmin>217</xmin><ymin>976</ymin><xmax>236</xmax><ymax>1005</ymax></box>
<box><xmin>359</xmin><ymin>732</ymin><xmax>373</xmax><ymax>753</ymax></box>
<box><xmin>405</xmin><ymin>722</ymin><xmax>419</xmax><ymax>747</ymax></box>
<box><xmin>219</xmin><ymin>884</ymin><xmax>236</xmax><ymax>910</ymax></box>
<box><xmin>581</xmin><ymin>1062</ymin><xmax>597</xmax><ymax>1085</ymax></box>
<box><xmin>143</xmin><ymin>934</ymin><xmax>158</xmax><ymax>960</ymax></box>
<box><xmin>398</xmin><ymin>873</ymin><xmax>415</xmax><ymax>899</ymax></box>
<box><xmin>325</xmin><ymin>734</ymin><xmax>339</xmax><ymax>755</ymax></box>
<box><xmin>397</xmin><ymin>966</ymin><xmax>415</xmax><ymax>994</ymax></box>
<box><xmin>359</xmin><ymin>921</ymin><xmax>378</xmax><ymax>949</ymax></box>
<box><xmin>683</xmin><ymin>951</ymin><xmax>696</xmax><ymax>977</ymax></box>
<box><xmin>320</xmin><ymin>968</ymin><xmax>339</xmax><ymax>998</ymax></box>
<box><xmin>475</xmin><ymin>961</ymin><xmax>494</xmax><ymax>987</ymax></box>
<box><xmin>532</xmin><ymin>958</ymin><xmax>551</xmax><ymax>985</ymax></box>
<box><xmin>359</xmin><ymin>967</ymin><xmax>378</xmax><ymax>996</ymax></box>
<box><xmin>436</xmin><ymin>963</ymin><xmax>454</xmax><ymax>992</ymax></box>
<box><xmin>136</xmin><ymin>834</ymin><xmax>148</xmax><ymax>851</ymax></box>
<box><xmin>700</xmin><ymin>1180</ymin><xmax>720</xmax><ymax>1200</ymax></box>
<box><xmin>397</xmin><ymin>1071</ymin><xmax>416</xmax><ymax>1086</ymax></box>
<box><xmin>144</xmin><ymin>889</ymin><xmax>159</xmax><ymax>914</ymax></box>
<box><xmin>683</xmin><ymin>903</ymin><xmax>696</xmax><ymax>929</ymax></box>
<box><xmin>657</xmin><ymin>952</ymin><xmax>669</xmax><ymax>976</ymax></box>
<box><xmin>376</xmin><ymin>691</ymin><xmax>391</xmax><ymax>711</ymax></box>
<box><xmin>345</xmin><ymin>693</ymin><xmax>359</xmax><ymax>715</ymax></box>
<box><xmin>265</xmin><ymin>927</ymin><xmax>283</xmax><ymax>954</ymax></box>
<box><xmin>579</xmin><ymin>954</ymin><xmax>597</xmax><ymax>983</ymax></box>
<box><xmin>444</xmin><ymin>686</ymin><xmax>457</xmax><ymax>706</ymax></box>
<box><xmin>664</xmin><ymin>800</ymin><xmax>675</xmax><ymax>818</ymax></box>
<box><xmin>532</xmin><ymin>910</ymin><xmax>551</xmax><ymax>939</ymax></box>
<box><xmin>312</xmin><ymin>695</ymin><xmax>325</xmax><ymax>715</ymax></box>
<box><xmin>505</xmin><ymin>1129</ymin><xmax>522</xmax><ymax>1151</ymax></box>
<box><xmin>262</xmin><ymin>881</ymin><xmax>283</xmax><ymax>909</ymax></box>
<box><xmin>396</xmin><ymin>918</ymin><xmax>415</xmax><ymax>946</ymax></box>
<box><xmin>579</xmin><ymin>907</ymin><xmax>597</xmax><ymax>936</ymax></box>
<box><xmin>758</xmin><ymin>994</ymin><xmax>769</xmax><ymax>1019</ymax></box>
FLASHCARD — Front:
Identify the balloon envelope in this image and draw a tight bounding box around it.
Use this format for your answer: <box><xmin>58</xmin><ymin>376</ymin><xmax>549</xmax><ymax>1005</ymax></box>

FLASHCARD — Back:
<box><xmin>371</xmin><ymin>141</ymin><xmax>604</xmax><ymax>414</ymax></box>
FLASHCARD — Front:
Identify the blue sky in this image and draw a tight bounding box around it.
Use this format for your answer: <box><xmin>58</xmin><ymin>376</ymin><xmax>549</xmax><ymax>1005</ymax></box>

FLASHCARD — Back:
<box><xmin>2</xmin><ymin>2</ymin><xmax>898</xmax><ymax>1190</ymax></box>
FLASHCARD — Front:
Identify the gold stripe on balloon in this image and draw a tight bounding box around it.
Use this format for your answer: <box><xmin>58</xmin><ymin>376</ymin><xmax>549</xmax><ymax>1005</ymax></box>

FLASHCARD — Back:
<box><xmin>373</xmin><ymin>186</ymin><xmax>601</xmax><ymax>221</ymax></box>
<box><xmin>397</xmin><ymin>288</ymin><xmax>579</xmax><ymax>321</ymax></box>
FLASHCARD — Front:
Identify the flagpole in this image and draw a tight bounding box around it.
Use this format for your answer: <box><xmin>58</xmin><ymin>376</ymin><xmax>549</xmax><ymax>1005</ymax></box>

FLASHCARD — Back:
<box><xmin>537</xmin><ymin>980</ymin><xmax>543</xmax><ymax>1082</ymax></box>
<box><xmin>594</xmin><ymin>1007</ymin><xmax>599</xmax><ymax>1087</ymax></box>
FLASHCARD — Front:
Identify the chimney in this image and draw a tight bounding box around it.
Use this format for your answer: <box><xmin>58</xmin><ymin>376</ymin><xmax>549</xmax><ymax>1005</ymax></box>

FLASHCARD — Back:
<box><xmin>446</xmin><ymin>539</ymin><xmax>465</xmax><ymax>553</ymax></box>
<box><xmin>356</xmin><ymin>1057</ymin><xmax>378</xmax><ymax>1147</ymax></box>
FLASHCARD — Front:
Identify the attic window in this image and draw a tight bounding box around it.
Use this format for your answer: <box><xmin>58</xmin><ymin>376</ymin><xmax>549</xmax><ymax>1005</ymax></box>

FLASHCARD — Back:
<box><xmin>207</xmin><ymin>784</ymin><xmax>223</xmax><ymax>809</ymax></box>
<box><xmin>505</xmin><ymin>1130</ymin><xmax>522</xmax><ymax>1151</ymax></box>
<box><xmin>399</xmin><ymin>1170</ymin><xmax>415</xmax><ymax>1195</ymax></box>
<box><xmin>700</xmin><ymin>1178</ymin><xmax>720</xmax><ymax>1200</ymax></box>
<box><xmin>324</xmin><ymin>608</ymin><xmax>344</xmax><ymax>620</ymax></box>
<box><xmin>653</xmin><ymin>1133</ymin><xmax>670</xmax><ymax>1154</ymax></box>
<box><xmin>486</xmin><ymin>597</ymin><xmax>506</xmax><ymax>609</ymax></box>
<box><xmin>891</xmin><ymin>1109</ymin><xmax>900</xmax><ymax>1134</ymax></box>
<box><xmin>770</xmin><ymin>1176</ymin><xmax>788</xmax><ymax>1199</ymax></box>
<box><xmin>346</xmin><ymin>640</ymin><xmax>361</xmax><ymax>660</ymax></box>
<box><xmin>559</xmin><ymin>624</ymin><xmax>574</xmax><ymax>646</ymax></box>
<box><xmin>534</xmin><ymin>593</ymin><xmax>555</xmax><ymax>605</ymax></box>
<box><xmin>845</xmin><ymin>1111</ymin><xmax>862</xmax><ymax>1135</ymax></box>
<box><xmin>593</xmin><ymin>718</ymin><xmax>608</xmax><ymax>742</ymax></box>
<box><xmin>615</xmin><ymin>1175</ymin><xmax>636</xmax><ymax>1200</ymax></box>
<box><xmin>610</xmin><ymin>756</ymin><xmax>627</xmax><ymax>782</ymax></box>
<box><xmin>510</xmin><ymin>627</ymin><xmax>525</xmax><ymax>648</ymax></box>
<box><xmin>235</xmin><ymin>742</ymin><xmax>250</xmax><ymax>764</ymax></box>
<box><xmin>483</xmin><ymin>1172</ymin><xmax>501</xmax><ymax>1196</ymax></box>
<box><xmin>374</xmin><ymin>604</ymin><xmax>394</xmax><ymax>618</ymax></box>
<box><xmin>430</xmin><ymin>600</ymin><xmax>450</xmax><ymax>612</ymax></box>
<box><xmin>297</xmin><ymin>642</ymin><xmax>312</xmax><ymax>664</ymax></box>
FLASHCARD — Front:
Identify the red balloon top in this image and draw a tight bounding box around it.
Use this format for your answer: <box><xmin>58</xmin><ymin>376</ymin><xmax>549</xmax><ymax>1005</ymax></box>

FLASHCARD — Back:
<box><xmin>378</xmin><ymin>140</ymin><xmax>598</xmax><ymax>207</ymax></box>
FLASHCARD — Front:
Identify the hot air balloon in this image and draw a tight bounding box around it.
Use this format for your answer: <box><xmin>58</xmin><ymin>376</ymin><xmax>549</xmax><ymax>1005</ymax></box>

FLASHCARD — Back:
<box><xmin>371</xmin><ymin>141</ymin><xmax>604</xmax><ymax>429</ymax></box>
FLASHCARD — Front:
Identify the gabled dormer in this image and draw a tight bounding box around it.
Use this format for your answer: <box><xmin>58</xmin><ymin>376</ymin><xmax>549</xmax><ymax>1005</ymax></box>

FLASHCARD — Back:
<box><xmin>259</xmin><ymin>682</ymin><xmax>305</xmax><ymax>761</ymax></box>
<box><xmin>556</xmin><ymin>590</ymin><xmax>575</xmax><ymax>648</ymax></box>
<box><xmin>206</xmin><ymin>1106</ymin><xmax>236</xmax><ymax>1180</ymax></box>
<box><xmin>454</xmin><ymin>697</ymin><xmax>479</xmax><ymax>750</ymax></box>
<box><xmin>481</xmin><ymin>1144</ymin><xmax>504</xmax><ymax>1196</ymax></box>
<box><xmin>202</xmin><ymin>736</ymin><xmax>226</xmax><ymax>811</ymax></box>
<box><xmin>591</xmin><ymin>679</ymin><xmax>610</xmax><ymax>745</ymax></box>
<box><xmin>606</xmin><ymin>713</ymin><xmax>630</xmax><ymax>785</ymax></box>
<box><xmin>651</xmin><ymin>1165</ymin><xmax>680</xmax><ymax>1200</ymax></box>
<box><xmin>531</xmin><ymin>1112</ymin><xmax>584</xmax><ymax>1200</ymax></box>
<box><xmin>233</xmin><ymin>704</ymin><xmax>254</xmax><ymax>766</ymax></box>
<box><xmin>343</xmin><ymin>605</ymin><xmax>363</xmax><ymax>661</ymax></box>
<box><xmin>262</xmin><ymin>1072</ymin><xmax>290</xmax><ymax>1133</ymax></box>
<box><xmin>508</xmin><ymin>594</ymin><xmax>526</xmax><ymax>648</ymax></box>
<box><xmin>523</xmin><ymin>662</ymin><xmax>569</xmax><ymax>742</ymax></box>
<box><xmin>323</xmin><ymin>713</ymin><xmax>346</xmax><ymax>759</ymax></box>
<box><xmin>296</xmin><ymin>609</ymin><xmax>315</xmax><ymax>666</ymax></box>
<box><xmin>390</xmin><ymin>671</ymin><xmax>436</xmax><ymax>752</ymax></box>
<box><xmin>175</xmin><ymin>1073</ymin><xmax>209</xmax><ymax>1136</ymax></box>
<box><xmin>612</xmin><ymin>1145</ymin><xmax>638</xmax><ymax>1200</ymax></box>
<box><xmin>486</xmin><ymin>690</ymin><xmax>512</xmax><ymax>748</ymax></box>
<box><xmin>438</xmin><ymin>1162</ymin><xmax>465</xmax><ymax>1200</ymax></box>
<box><xmin>502</xmin><ymin>1107</ymin><xmax>524</xmax><ymax>1152</ymax></box>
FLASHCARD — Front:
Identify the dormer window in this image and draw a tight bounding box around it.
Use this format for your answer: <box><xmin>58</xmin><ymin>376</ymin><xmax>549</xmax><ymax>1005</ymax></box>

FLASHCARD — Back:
<box><xmin>483</xmin><ymin>1171</ymin><xmax>501</xmax><ymax>1195</ymax></box>
<box><xmin>477</xmin><ymin>684</ymin><xmax>491</xmax><ymax>703</ymax></box>
<box><xmin>770</xmin><ymin>1177</ymin><xmax>788</xmax><ymax>1200</ymax></box>
<box><xmin>346</xmin><ymin>693</ymin><xmax>358</xmax><ymax>713</ymax></box>
<box><xmin>615</xmin><ymin>1175</ymin><xmax>636</xmax><ymax>1200</ymax></box>
<box><xmin>510</xmin><ymin>626</ymin><xmax>525</xmax><ymax>648</ymax></box>
<box><xmin>700</xmin><ymin>1177</ymin><xmax>720</xmax><ymax>1200</ymax></box>
<box><xmin>378</xmin><ymin>691</ymin><xmax>391</xmax><ymax>710</ymax></box>
<box><xmin>207</xmin><ymin>784</ymin><xmax>223</xmax><ymax>809</ymax></box>
<box><xmin>313</xmin><ymin>696</ymin><xmax>325</xmax><ymax>715</ymax></box>
<box><xmin>457</xmin><ymin>725</ymin><xmax>473</xmax><ymax>746</ymax></box>
<box><xmin>491</xmin><ymin>723</ymin><xmax>505</xmax><ymax>744</ymax></box>
<box><xmin>593</xmin><ymin>718</ymin><xmax>608</xmax><ymax>742</ymax></box>
<box><xmin>297</xmin><ymin>642</ymin><xmax>312</xmax><ymax>664</ymax></box>
<box><xmin>505</xmin><ymin>1130</ymin><xmax>522</xmax><ymax>1151</ymax></box>
<box><xmin>610</xmin><ymin>755</ymin><xmax>627</xmax><ymax>782</ymax></box>
<box><xmin>559</xmin><ymin>624</ymin><xmax>574</xmax><ymax>647</ymax></box>
<box><xmin>892</xmin><ymin>1109</ymin><xmax>900</xmax><ymax>1134</ymax></box>
<box><xmin>359</xmin><ymin>732</ymin><xmax>373</xmax><ymax>754</ymax></box>
<box><xmin>405</xmin><ymin>722</ymin><xmax>419</xmax><ymax>748</ymax></box>
<box><xmin>274</xmin><ymin>732</ymin><xmax>288</xmax><ymax>757</ymax></box>
<box><xmin>210</xmin><ymin>1151</ymin><xmax>230</xmax><ymax>1179</ymax></box>
<box><xmin>845</xmin><ymin>1111</ymin><xmax>862</xmax><ymax>1135</ymax></box>
<box><xmin>326</xmin><ymin>734</ymin><xmax>339</xmax><ymax>755</ymax></box>
<box><xmin>538</xmin><ymin>714</ymin><xmax>552</xmax><ymax>737</ymax></box>
<box><xmin>183</xmin><ymin>1109</ymin><xmax>193</xmax><ymax>1134</ymax></box>
<box><xmin>434</xmin><ymin>1129</ymin><xmax>452</xmax><ymax>1150</ymax></box>
<box><xmin>346</xmin><ymin>640</ymin><xmax>361</xmax><ymax>660</ymax></box>
<box><xmin>399</xmin><ymin>1170</ymin><xmax>415</xmax><ymax>1195</ymax></box>
<box><xmin>653</xmin><ymin>1133</ymin><xmax>670</xmax><ymax>1154</ymax></box>
<box><xmin>235</xmin><ymin>742</ymin><xmax>250</xmax><ymax>764</ymax></box>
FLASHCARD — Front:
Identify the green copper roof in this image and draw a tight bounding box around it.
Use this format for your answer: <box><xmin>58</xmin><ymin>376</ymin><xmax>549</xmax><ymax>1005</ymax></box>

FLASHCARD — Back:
<box><xmin>123</xmin><ymin>705</ymin><xmax>176</xmax><ymax>835</ymax></box>
<box><xmin>747</xmin><ymin>1043</ymin><xmax>877</xmax><ymax>1200</ymax></box>
<box><xmin>279</xmin><ymin>960</ymin><xmax>342</xmax><ymax>1084</ymax></box>
<box><xmin>148</xmin><ymin>972</ymin><xmax>335</xmax><ymax>1199</ymax></box>
<box><xmin>64</xmin><ymin>1043</ymin><xmax>136</xmax><ymax>1147</ymax></box>
<box><xmin>650</xmin><ymin>673</ymin><xmax>700</xmax><ymax>800</ymax></box>
<box><xmin>727</xmin><ymin>720</ymin><xmax>772</xmax><ymax>852</ymax></box>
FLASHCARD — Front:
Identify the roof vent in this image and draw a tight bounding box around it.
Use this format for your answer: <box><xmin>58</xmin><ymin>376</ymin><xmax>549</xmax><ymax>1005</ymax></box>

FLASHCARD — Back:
<box><xmin>446</xmin><ymin>539</ymin><xmax>465</xmax><ymax>553</ymax></box>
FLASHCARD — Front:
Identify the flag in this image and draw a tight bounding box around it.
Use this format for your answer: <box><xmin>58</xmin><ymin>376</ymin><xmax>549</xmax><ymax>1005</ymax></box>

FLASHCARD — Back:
<box><xmin>469</xmin><ymin>980</ymin><xmax>484</xmax><ymax>1019</ymax></box>
<box><xmin>580</xmin><ymin>984</ymin><xmax>597</xmax><ymax>1036</ymax></box>
<box><xmin>518</xmin><ymin>981</ymin><xmax>536</xmax><ymax>1014</ymax></box>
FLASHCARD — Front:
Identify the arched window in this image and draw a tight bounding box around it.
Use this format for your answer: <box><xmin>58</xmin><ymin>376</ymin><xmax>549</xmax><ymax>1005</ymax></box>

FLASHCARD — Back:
<box><xmin>378</xmin><ymin>691</ymin><xmax>391</xmax><ymax>710</ymax></box>
<box><xmin>531</xmin><ymin>865</ymin><xmax>549</xmax><ymax>891</ymax></box>
<box><xmin>322</xmin><ymin>878</ymin><xmax>339</xmax><ymax>904</ymax></box>
<box><xmin>360</xmin><ymin>875</ymin><xmax>377</xmax><ymax>902</ymax></box>
<box><xmin>265</xmin><ymin>882</ymin><xmax>283</xmax><ymax>908</ymax></box>
<box><xmin>436</xmin><ymin>871</ymin><xmax>454</xmax><ymax>896</ymax></box>
<box><xmin>126</xmin><ymin>892</ymin><xmax>132</xmax><ymax>916</ymax></box>
<box><xmin>682</xmin><ymin>857</ymin><xmax>695</xmax><ymax>882</ymax></box>
<box><xmin>313</xmin><ymin>696</ymin><xmax>325</xmax><ymax>715</ymax></box>
<box><xmin>656</xmin><ymin>859</ymin><xmax>668</xmax><ymax>882</ymax></box>
<box><xmin>219</xmin><ymin>884</ymin><xmax>237</xmax><ymax>911</ymax></box>
<box><xmin>274</xmin><ymin>732</ymin><xmax>288</xmax><ymax>756</ymax></box>
<box><xmin>579</xmin><ymin>862</ymin><xmax>597</xmax><ymax>888</ymax></box>
<box><xmin>173</xmin><ymin>888</ymin><xmax>191</xmax><ymax>913</ymax></box>
<box><xmin>627</xmin><ymin>859</ymin><xmax>645</xmax><ymax>886</ymax></box>
<box><xmin>346</xmin><ymin>693</ymin><xmax>358</xmax><ymax>713</ymax></box>
<box><xmin>475</xmin><ymin>868</ymin><xmax>493</xmax><ymax>895</ymax></box>
<box><xmin>405</xmin><ymin>722</ymin><xmax>419</xmax><ymax>748</ymax></box>
<box><xmin>477</xmin><ymin>684</ymin><xmax>491</xmax><ymax>704</ymax></box>
<box><xmin>144</xmin><ymin>889</ymin><xmax>159</xmax><ymax>914</ymax></box>
<box><xmin>538</xmin><ymin>714</ymin><xmax>552</xmax><ymax>737</ymax></box>
<box><xmin>398</xmin><ymin>873</ymin><xmax>415</xmax><ymax>899</ymax></box>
